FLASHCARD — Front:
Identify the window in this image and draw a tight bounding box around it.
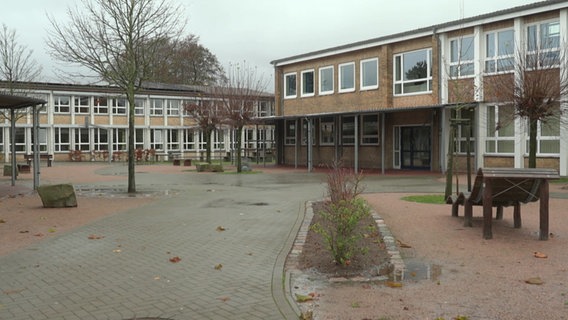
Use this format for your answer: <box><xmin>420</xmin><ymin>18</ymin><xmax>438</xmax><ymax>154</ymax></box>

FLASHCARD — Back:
<box><xmin>486</xmin><ymin>105</ymin><xmax>515</xmax><ymax>154</ymax></box>
<box><xmin>183</xmin><ymin>129</ymin><xmax>196</xmax><ymax>150</ymax></box>
<box><xmin>150</xmin><ymin>99</ymin><xmax>164</xmax><ymax>116</ymax></box>
<box><xmin>113</xmin><ymin>128</ymin><xmax>127</xmax><ymax>151</ymax></box>
<box><xmin>135</xmin><ymin>98</ymin><xmax>145</xmax><ymax>115</ymax></box>
<box><xmin>301</xmin><ymin>119</ymin><xmax>315</xmax><ymax>145</ymax></box>
<box><xmin>450</xmin><ymin>36</ymin><xmax>474</xmax><ymax>77</ymax></box>
<box><xmin>93</xmin><ymin>97</ymin><xmax>108</xmax><ymax>114</ymax></box>
<box><xmin>112</xmin><ymin>98</ymin><xmax>127</xmax><ymax>115</ymax></box>
<box><xmin>166</xmin><ymin>99</ymin><xmax>181</xmax><ymax>116</ymax></box>
<box><xmin>319</xmin><ymin>66</ymin><xmax>334</xmax><ymax>95</ymax></box>
<box><xmin>150</xmin><ymin>129</ymin><xmax>163</xmax><ymax>150</ymax></box>
<box><xmin>361</xmin><ymin>114</ymin><xmax>379</xmax><ymax>144</ymax></box>
<box><xmin>320</xmin><ymin>117</ymin><xmax>334</xmax><ymax>145</ymax></box>
<box><xmin>31</xmin><ymin>128</ymin><xmax>48</xmax><ymax>152</ymax></box>
<box><xmin>360</xmin><ymin>58</ymin><xmax>379</xmax><ymax>90</ymax></box>
<box><xmin>166</xmin><ymin>129</ymin><xmax>180</xmax><ymax>150</ymax></box>
<box><xmin>74</xmin><ymin>128</ymin><xmax>90</xmax><ymax>151</ymax></box>
<box><xmin>93</xmin><ymin>128</ymin><xmax>108</xmax><ymax>151</ymax></box>
<box><xmin>54</xmin><ymin>95</ymin><xmax>70</xmax><ymax>113</ymax></box>
<box><xmin>301</xmin><ymin>70</ymin><xmax>315</xmax><ymax>97</ymax></box>
<box><xmin>526</xmin><ymin>105</ymin><xmax>560</xmax><ymax>155</ymax></box>
<box><xmin>451</xmin><ymin>108</ymin><xmax>475</xmax><ymax>153</ymax></box>
<box><xmin>342</xmin><ymin>116</ymin><xmax>355</xmax><ymax>145</ymax></box>
<box><xmin>339</xmin><ymin>62</ymin><xmax>355</xmax><ymax>93</ymax></box>
<box><xmin>394</xmin><ymin>49</ymin><xmax>432</xmax><ymax>95</ymax></box>
<box><xmin>74</xmin><ymin>96</ymin><xmax>90</xmax><ymax>114</ymax></box>
<box><xmin>14</xmin><ymin>128</ymin><xmax>26</xmax><ymax>152</ymax></box>
<box><xmin>135</xmin><ymin>128</ymin><xmax>144</xmax><ymax>149</ymax></box>
<box><xmin>284</xmin><ymin>73</ymin><xmax>297</xmax><ymax>99</ymax></box>
<box><xmin>285</xmin><ymin>120</ymin><xmax>296</xmax><ymax>145</ymax></box>
<box><xmin>485</xmin><ymin>29</ymin><xmax>515</xmax><ymax>73</ymax></box>
<box><xmin>527</xmin><ymin>20</ymin><xmax>560</xmax><ymax>68</ymax></box>
<box><xmin>213</xmin><ymin>129</ymin><xmax>225</xmax><ymax>150</ymax></box>
<box><xmin>54</xmin><ymin>128</ymin><xmax>70</xmax><ymax>152</ymax></box>
<box><xmin>257</xmin><ymin>101</ymin><xmax>272</xmax><ymax>117</ymax></box>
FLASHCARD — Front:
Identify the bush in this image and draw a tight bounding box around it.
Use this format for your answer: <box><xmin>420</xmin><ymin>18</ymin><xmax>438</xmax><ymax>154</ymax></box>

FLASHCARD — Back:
<box><xmin>311</xmin><ymin>163</ymin><xmax>370</xmax><ymax>266</ymax></box>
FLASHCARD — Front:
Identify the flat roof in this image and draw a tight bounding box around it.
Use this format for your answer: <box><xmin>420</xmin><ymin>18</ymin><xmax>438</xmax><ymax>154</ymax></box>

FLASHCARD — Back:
<box><xmin>0</xmin><ymin>94</ymin><xmax>47</xmax><ymax>109</ymax></box>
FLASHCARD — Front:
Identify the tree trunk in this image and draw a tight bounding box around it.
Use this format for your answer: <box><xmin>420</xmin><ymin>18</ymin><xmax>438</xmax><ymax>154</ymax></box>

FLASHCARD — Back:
<box><xmin>444</xmin><ymin>126</ymin><xmax>455</xmax><ymax>200</ymax></box>
<box><xmin>205</xmin><ymin>127</ymin><xmax>212</xmax><ymax>164</ymax></box>
<box><xmin>528</xmin><ymin>119</ymin><xmax>538</xmax><ymax>168</ymax></box>
<box><xmin>127</xmin><ymin>91</ymin><xmax>136</xmax><ymax>193</ymax></box>
<box><xmin>236</xmin><ymin>126</ymin><xmax>243</xmax><ymax>173</ymax></box>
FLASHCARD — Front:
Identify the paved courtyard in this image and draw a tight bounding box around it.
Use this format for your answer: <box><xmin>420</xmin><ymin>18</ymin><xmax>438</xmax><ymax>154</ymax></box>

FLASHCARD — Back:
<box><xmin>0</xmin><ymin>164</ymin><xmax>445</xmax><ymax>319</ymax></box>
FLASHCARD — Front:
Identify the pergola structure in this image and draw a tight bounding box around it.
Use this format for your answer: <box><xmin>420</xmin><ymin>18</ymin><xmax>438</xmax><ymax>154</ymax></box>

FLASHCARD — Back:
<box><xmin>0</xmin><ymin>94</ymin><xmax>47</xmax><ymax>189</ymax></box>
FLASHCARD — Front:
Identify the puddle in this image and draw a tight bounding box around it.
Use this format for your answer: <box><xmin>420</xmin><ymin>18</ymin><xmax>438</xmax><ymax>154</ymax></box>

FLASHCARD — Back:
<box><xmin>74</xmin><ymin>186</ymin><xmax>175</xmax><ymax>198</ymax></box>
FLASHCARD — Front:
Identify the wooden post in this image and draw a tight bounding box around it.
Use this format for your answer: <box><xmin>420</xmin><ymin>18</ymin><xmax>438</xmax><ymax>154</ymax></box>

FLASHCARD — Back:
<box><xmin>464</xmin><ymin>201</ymin><xmax>473</xmax><ymax>227</ymax></box>
<box><xmin>513</xmin><ymin>203</ymin><xmax>521</xmax><ymax>228</ymax></box>
<box><xmin>539</xmin><ymin>179</ymin><xmax>549</xmax><ymax>240</ymax></box>
<box><xmin>483</xmin><ymin>179</ymin><xmax>493</xmax><ymax>239</ymax></box>
<box><xmin>495</xmin><ymin>206</ymin><xmax>503</xmax><ymax>220</ymax></box>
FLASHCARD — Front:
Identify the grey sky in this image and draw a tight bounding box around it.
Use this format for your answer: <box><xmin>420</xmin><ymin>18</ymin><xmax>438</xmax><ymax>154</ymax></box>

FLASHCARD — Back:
<box><xmin>4</xmin><ymin>0</ymin><xmax>540</xmax><ymax>91</ymax></box>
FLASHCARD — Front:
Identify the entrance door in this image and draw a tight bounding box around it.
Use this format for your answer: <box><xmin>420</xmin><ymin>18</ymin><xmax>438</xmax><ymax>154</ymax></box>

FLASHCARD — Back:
<box><xmin>400</xmin><ymin>126</ymin><xmax>431</xmax><ymax>169</ymax></box>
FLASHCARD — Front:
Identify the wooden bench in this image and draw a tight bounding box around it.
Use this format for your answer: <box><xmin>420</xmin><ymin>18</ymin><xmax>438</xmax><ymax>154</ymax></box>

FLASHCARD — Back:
<box><xmin>447</xmin><ymin>167</ymin><xmax>559</xmax><ymax>240</ymax></box>
<box><xmin>24</xmin><ymin>154</ymin><xmax>53</xmax><ymax>167</ymax></box>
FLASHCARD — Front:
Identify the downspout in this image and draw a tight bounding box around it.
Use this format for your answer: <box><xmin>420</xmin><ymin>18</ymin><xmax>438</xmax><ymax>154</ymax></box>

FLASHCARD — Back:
<box><xmin>434</xmin><ymin>27</ymin><xmax>446</xmax><ymax>173</ymax></box>
<box><xmin>381</xmin><ymin>112</ymin><xmax>385</xmax><ymax>175</ymax></box>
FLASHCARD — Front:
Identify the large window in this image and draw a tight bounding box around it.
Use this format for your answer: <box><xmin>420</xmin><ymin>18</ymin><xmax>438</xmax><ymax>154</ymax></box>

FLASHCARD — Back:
<box><xmin>14</xmin><ymin>128</ymin><xmax>26</xmax><ymax>152</ymax></box>
<box><xmin>113</xmin><ymin>128</ymin><xmax>127</xmax><ymax>151</ymax></box>
<box><xmin>74</xmin><ymin>128</ymin><xmax>90</xmax><ymax>151</ymax></box>
<box><xmin>54</xmin><ymin>128</ymin><xmax>70</xmax><ymax>152</ymax></box>
<box><xmin>135</xmin><ymin>98</ymin><xmax>145</xmax><ymax>115</ymax></box>
<box><xmin>150</xmin><ymin>99</ymin><xmax>164</xmax><ymax>116</ymax></box>
<box><xmin>166</xmin><ymin>99</ymin><xmax>181</xmax><ymax>116</ymax></box>
<box><xmin>451</xmin><ymin>108</ymin><xmax>475</xmax><ymax>154</ymax></box>
<box><xmin>486</xmin><ymin>105</ymin><xmax>515</xmax><ymax>154</ymax></box>
<box><xmin>319</xmin><ymin>66</ymin><xmax>334</xmax><ymax>95</ymax></box>
<box><xmin>320</xmin><ymin>117</ymin><xmax>334</xmax><ymax>145</ymax></box>
<box><xmin>301</xmin><ymin>70</ymin><xmax>314</xmax><ymax>97</ymax></box>
<box><xmin>31</xmin><ymin>128</ymin><xmax>48</xmax><ymax>152</ymax></box>
<box><xmin>285</xmin><ymin>120</ymin><xmax>296</xmax><ymax>145</ymax></box>
<box><xmin>74</xmin><ymin>96</ymin><xmax>90</xmax><ymax>114</ymax></box>
<box><xmin>339</xmin><ymin>62</ymin><xmax>355</xmax><ymax>93</ymax></box>
<box><xmin>284</xmin><ymin>72</ymin><xmax>297</xmax><ymax>99</ymax></box>
<box><xmin>93</xmin><ymin>97</ymin><xmax>109</xmax><ymax>114</ymax></box>
<box><xmin>394</xmin><ymin>49</ymin><xmax>432</xmax><ymax>95</ymax></box>
<box><xmin>213</xmin><ymin>129</ymin><xmax>225</xmax><ymax>150</ymax></box>
<box><xmin>341</xmin><ymin>116</ymin><xmax>355</xmax><ymax>145</ymax></box>
<box><xmin>112</xmin><ymin>98</ymin><xmax>127</xmax><ymax>115</ymax></box>
<box><xmin>527</xmin><ymin>105</ymin><xmax>560</xmax><ymax>155</ymax></box>
<box><xmin>450</xmin><ymin>36</ymin><xmax>474</xmax><ymax>77</ymax></box>
<box><xmin>527</xmin><ymin>20</ymin><xmax>560</xmax><ymax>68</ymax></box>
<box><xmin>360</xmin><ymin>58</ymin><xmax>379</xmax><ymax>90</ymax></box>
<box><xmin>135</xmin><ymin>128</ymin><xmax>144</xmax><ymax>149</ymax></box>
<box><xmin>301</xmin><ymin>119</ymin><xmax>315</xmax><ymax>145</ymax></box>
<box><xmin>166</xmin><ymin>129</ymin><xmax>180</xmax><ymax>150</ymax></box>
<box><xmin>150</xmin><ymin>129</ymin><xmax>163</xmax><ymax>150</ymax></box>
<box><xmin>485</xmin><ymin>29</ymin><xmax>515</xmax><ymax>73</ymax></box>
<box><xmin>183</xmin><ymin>129</ymin><xmax>196</xmax><ymax>150</ymax></box>
<box><xmin>93</xmin><ymin>128</ymin><xmax>108</xmax><ymax>151</ymax></box>
<box><xmin>54</xmin><ymin>95</ymin><xmax>70</xmax><ymax>113</ymax></box>
<box><xmin>361</xmin><ymin>114</ymin><xmax>379</xmax><ymax>145</ymax></box>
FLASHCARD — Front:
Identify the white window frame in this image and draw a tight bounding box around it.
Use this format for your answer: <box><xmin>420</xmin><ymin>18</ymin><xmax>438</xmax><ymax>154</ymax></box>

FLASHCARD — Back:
<box><xmin>526</xmin><ymin>19</ymin><xmax>561</xmax><ymax>68</ymax></box>
<box><xmin>113</xmin><ymin>128</ymin><xmax>127</xmax><ymax>151</ymax></box>
<box><xmin>150</xmin><ymin>129</ymin><xmax>163</xmax><ymax>150</ymax></box>
<box><xmin>393</xmin><ymin>48</ymin><xmax>432</xmax><ymax>95</ymax></box>
<box><xmin>166</xmin><ymin>99</ymin><xmax>181</xmax><ymax>116</ymax></box>
<box><xmin>341</xmin><ymin>116</ymin><xmax>355</xmax><ymax>145</ymax></box>
<box><xmin>452</xmin><ymin>108</ymin><xmax>476</xmax><ymax>154</ymax></box>
<box><xmin>360</xmin><ymin>58</ymin><xmax>379</xmax><ymax>90</ymax></box>
<box><xmin>361</xmin><ymin>114</ymin><xmax>379</xmax><ymax>145</ymax></box>
<box><xmin>318</xmin><ymin>66</ymin><xmax>334</xmax><ymax>95</ymax></box>
<box><xmin>284</xmin><ymin>120</ymin><xmax>296</xmax><ymax>145</ymax></box>
<box><xmin>74</xmin><ymin>96</ymin><xmax>90</xmax><ymax>114</ymax></box>
<box><xmin>93</xmin><ymin>96</ymin><xmax>109</xmax><ymax>114</ymax></box>
<box><xmin>54</xmin><ymin>95</ymin><xmax>71</xmax><ymax>113</ymax></box>
<box><xmin>54</xmin><ymin>127</ymin><xmax>70</xmax><ymax>152</ymax></box>
<box><xmin>150</xmin><ymin>98</ymin><xmax>164</xmax><ymax>116</ymax></box>
<box><xmin>112</xmin><ymin>98</ymin><xmax>127</xmax><ymax>115</ymax></box>
<box><xmin>300</xmin><ymin>69</ymin><xmax>315</xmax><ymax>97</ymax></box>
<box><xmin>93</xmin><ymin>128</ymin><xmax>108</xmax><ymax>151</ymax></box>
<box><xmin>338</xmin><ymin>62</ymin><xmax>355</xmax><ymax>93</ymax></box>
<box><xmin>284</xmin><ymin>72</ymin><xmax>297</xmax><ymax>99</ymax></box>
<box><xmin>449</xmin><ymin>36</ymin><xmax>475</xmax><ymax>78</ymax></box>
<box><xmin>485</xmin><ymin>105</ymin><xmax>515</xmax><ymax>155</ymax></box>
<box><xmin>134</xmin><ymin>98</ymin><xmax>145</xmax><ymax>115</ymax></box>
<box><xmin>484</xmin><ymin>29</ymin><xmax>515</xmax><ymax>74</ymax></box>
<box><xmin>183</xmin><ymin>129</ymin><xmax>196</xmax><ymax>150</ymax></box>
<box><xmin>166</xmin><ymin>129</ymin><xmax>180</xmax><ymax>151</ymax></box>
<box><xmin>74</xmin><ymin>128</ymin><xmax>90</xmax><ymax>151</ymax></box>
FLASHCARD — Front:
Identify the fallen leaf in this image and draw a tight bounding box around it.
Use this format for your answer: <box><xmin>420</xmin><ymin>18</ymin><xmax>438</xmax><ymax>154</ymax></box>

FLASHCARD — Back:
<box><xmin>216</xmin><ymin>226</ymin><xmax>226</xmax><ymax>232</ymax></box>
<box><xmin>386</xmin><ymin>281</ymin><xmax>403</xmax><ymax>288</ymax></box>
<box><xmin>153</xmin><ymin>276</ymin><xmax>161</xmax><ymax>280</ymax></box>
<box><xmin>214</xmin><ymin>263</ymin><xmax>223</xmax><ymax>270</ymax></box>
<box><xmin>217</xmin><ymin>296</ymin><xmax>230</xmax><ymax>302</ymax></box>
<box><xmin>299</xmin><ymin>310</ymin><xmax>313</xmax><ymax>320</ymax></box>
<box><xmin>525</xmin><ymin>277</ymin><xmax>544</xmax><ymax>285</ymax></box>
<box><xmin>113</xmin><ymin>249</ymin><xmax>122</xmax><ymax>253</ymax></box>
<box><xmin>34</xmin><ymin>233</ymin><xmax>44</xmax><ymax>237</ymax></box>
<box><xmin>295</xmin><ymin>293</ymin><xmax>313</xmax><ymax>303</ymax></box>
<box><xmin>88</xmin><ymin>234</ymin><xmax>104</xmax><ymax>240</ymax></box>
<box><xmin>169</xmin><ymin>256</ymin><xmax>181</xmax><ymax>263</ymax></box>
<box><xmin>19</xmin><ymin>230</ymin><xmax>29</xmax><ymax>234</ymax></box>
<box><xmin>47</xmin><ymin>228</ymin><xmax>56</xmax><ymax>233</ymax></box>
<box><xmin>534</xmin><ymin>251</ymin><xmax>548</xmax><ymax>259</ymax></box>
<box><xmin>397</xmin><ymin>240</ymin><xmax>412</xmax><ymax>248</ymax></box>
<box><xmin>0</xmin><ymin>219</ymin><xmax>6</xmax><ymax>223</ymax></box>
<box><xmin>246</xmin><ymin>252</ymin><xmax>253</xmax><ymax>256</ymax></box>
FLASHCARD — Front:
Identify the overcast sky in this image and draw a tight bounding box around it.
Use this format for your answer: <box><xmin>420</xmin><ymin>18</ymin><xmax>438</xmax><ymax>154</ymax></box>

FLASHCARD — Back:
<box><xmin>4</xmin><ymin>0</ymin><xmax>542</xmax><ymax>91</ymax></box>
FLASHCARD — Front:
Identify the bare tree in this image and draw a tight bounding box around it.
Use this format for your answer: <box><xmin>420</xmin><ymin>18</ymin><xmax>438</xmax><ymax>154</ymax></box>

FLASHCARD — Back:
<box><xmin>147</xmin><ymin>35</ymin><xmax>225</xmax><ymax>85</ymax></box>
<box><xmin>46</xmin><ymin>0</ymin><xmax>186</xmax><ymax>193</ymax></box>
<box><xmin>485</xmin><ymin>40</ymin><xmax>568</xmax><ymax>168</ymax></box>
<box><xmin>215</xmin><ymin>62</ymin><xmax>268</xmax><ymax>173</ymax></box>
<box><xmin>0</xmin><ymin>23</ymin><xmax>42</xmax><ymax>120</ymax></box>
<box><xmin>183</xmin><ymin>99</ymin><xmax>223</xmax><ymax>163</ymax></box>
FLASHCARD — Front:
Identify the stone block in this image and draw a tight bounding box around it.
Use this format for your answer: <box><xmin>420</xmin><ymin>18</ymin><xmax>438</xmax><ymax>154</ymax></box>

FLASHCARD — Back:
<box><xmin>37</xmin><ymin>184</ymin><xmax>78</xmax><ymax>208</ymax></box>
